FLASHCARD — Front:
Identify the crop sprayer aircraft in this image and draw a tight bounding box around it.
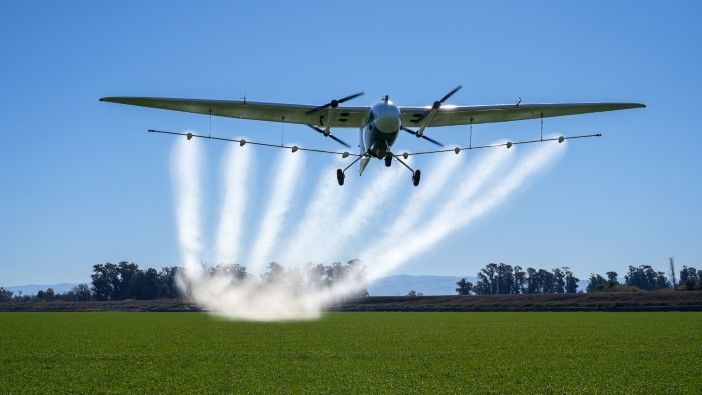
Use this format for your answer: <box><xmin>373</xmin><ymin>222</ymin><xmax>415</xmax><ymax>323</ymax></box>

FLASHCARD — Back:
<box><xmin>100</xmin><ymin>86</ymin><xmax>644</xmax><ymax>186</ymax></box>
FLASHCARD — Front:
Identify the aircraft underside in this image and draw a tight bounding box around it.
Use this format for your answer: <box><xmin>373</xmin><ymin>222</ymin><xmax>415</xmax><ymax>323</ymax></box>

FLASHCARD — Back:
<box><xmin>100</xmin><ymin>85</ymin><xmax>644</xmax><ymax>188</ymax></box>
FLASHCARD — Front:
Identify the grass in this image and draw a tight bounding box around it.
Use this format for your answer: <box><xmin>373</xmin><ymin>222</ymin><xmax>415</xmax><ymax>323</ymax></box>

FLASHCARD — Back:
<box><xmin>0</xmin><ymin>312</ymin><xmax>700</xmax><ymax>393</ymax></box>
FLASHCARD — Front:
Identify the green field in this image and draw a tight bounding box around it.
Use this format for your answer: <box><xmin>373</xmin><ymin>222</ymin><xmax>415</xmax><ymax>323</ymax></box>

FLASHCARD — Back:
<box><xmin>0</xmin><ymin>312</ymin><xmax>700</xmax><ymax>393</ymax></box>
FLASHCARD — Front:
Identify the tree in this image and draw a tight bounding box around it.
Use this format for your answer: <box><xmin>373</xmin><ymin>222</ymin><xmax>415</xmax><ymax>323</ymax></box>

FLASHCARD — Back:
<box><xmin>606</xmin><ymin>271</ymin><xmax>618</xmax><ymax>283</ymax></box>
<box><xmin>262</xmin><ymin>262</ymin><xmax>285</xmax><ymax>283</ymax></box>
<box><xmin>324</xmin><ymin>262</ymin><xmax>346</xmax><ymax>283</ymax></box>
<box><xmin>513</xmin><ymin>266</ymin><xmax>526</xmax><ymax>294</ymax></box>
<box><xmin>564</xmin><ymin>268</ymin><xmax>579</xmax><ymax>293</ymax></box>
<box><xmin>158</xmin><ymin>267</ymin><xmax>181</xmax><ymax>299</ymax></box>
<box><xmin>525</xmin><ymin>267</ymin><xmax>539</xmax><ymax>294</ymax></box>
<box><xmin>538</xmin><ymin>269</ymin><xmax>556</xmax><ymax>294</ymax></box>
<box><xmin>553</xmin><ymin>268</ymin><xmax>566</xmax><ymax>294</ymax></box>
<box><xmin>625</xmin><ymin>265</ymin><xmax>670</xmax><ymax>291</ymax></box>
<box><xmin>130</xmin><ymin>268</ymin><xmax>159</xmax><ymax>300</ymax></box>
<box><xmin>71</xmin><ymin>284</ymin><xmax>93</xmax><ymax>301</ymax></box>
<box><xmin>114</xmin><ymin>261</ymin><xmax>140</xmax><ymax>300</ymax></box>
<box><xmin>37</xmin><ymin>288</ymin><xmax>55</xmax><ymax>301</ymax></box>
<box><xmin>455</xmin><ymin>278</ymin><xmax>473</xmax><ymax>295</ymax></box>
<box><xmin>91</xmin><ymin>262</ymin><xmax>119</xmax><ymax>300</ymax></box>
<box><xmin>474</xmin><ymin>263</ymin><xmax>517</xmax><ymax>295</ymax></box>
<box><xmin>210</xmin><ymin>264</ymin><xmax>248</xmax><ymax>281</ymax></box>
<box><xmin>669</xmin><ymin>257</ymin><xmax>677</xmax><ymax>288</ymax></box>
<box><xmin>475</xmin><ymin>263</ymin><xmax>498</xmax><ymax>295</ymax></box>
<box><xmin>586</xmin><ymin>274</ymin><xmax>607</xmax><ymax>293</ymax></box>
<box><xmin>679</xmin><ymin>266</ymin><xmax>700</xmax><ymax>291</ymax></box>
<box><xmin>0</xmin><ymin>287</ymin><xmax>13</xmax><ymax>302</ymax></box>
<box><xmin>407</xmin><ymin>290</ymin><xmax>423</xmax><ymax>297</ymax></box>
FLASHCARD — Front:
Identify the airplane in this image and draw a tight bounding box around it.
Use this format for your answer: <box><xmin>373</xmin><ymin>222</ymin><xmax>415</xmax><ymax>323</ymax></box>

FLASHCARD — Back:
<box><xmin>100</xmin><ymin>86</ymin><xmax>644</xmax><ymax>186</ymax></box>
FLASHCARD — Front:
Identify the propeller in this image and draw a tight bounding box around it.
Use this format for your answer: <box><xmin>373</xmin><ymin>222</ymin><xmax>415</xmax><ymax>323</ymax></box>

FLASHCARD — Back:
<box><xmin>401</xmin><ymin>127</ymin><xmax>444</xmax><ymax>147</ymax></box>
<box><xmin>416</xmin><ymin>85</ymin><xmax>462</xmax><ymax>123</ymax></box>
<box><xmin>306</xmin><ymin>125</ymin><xmax>351</xmax><ymax>148</ymax></box>
<box><xmin>305</xmin><ymin>92</ymin><xmax>365</xmax><ymax>115</ymax></box>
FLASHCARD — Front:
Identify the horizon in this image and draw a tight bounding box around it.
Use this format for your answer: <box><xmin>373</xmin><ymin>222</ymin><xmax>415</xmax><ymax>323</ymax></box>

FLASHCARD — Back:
<box><xmin>1</xmin><ymin>2</ymin><xmax>700</xmax><ymax>285</ymax></box>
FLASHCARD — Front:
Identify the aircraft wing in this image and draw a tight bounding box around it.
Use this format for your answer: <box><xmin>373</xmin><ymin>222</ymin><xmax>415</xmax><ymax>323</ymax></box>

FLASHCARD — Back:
<box><xmin>99</xmin><ymin>97</ymin><xmax>370</xmax><ymax>127</ymax></box>
<box><xmin>400</xmin><ymin>102</ymin><xmax>645</xmax><ymax>127</ymax></box>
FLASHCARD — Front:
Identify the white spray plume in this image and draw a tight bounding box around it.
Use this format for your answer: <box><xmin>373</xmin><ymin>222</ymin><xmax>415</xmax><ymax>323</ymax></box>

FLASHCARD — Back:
<box><xmin>247</xmin><ymin>152</ymin><xmax>304</xmax><ymax>272</ymax></box>
<box><xmin>279</xmin><ymin>160</ymin><xmax>347</xmax><ymax>265</ymax></box>
<box><xmin>171</xmin><ymin>136</ymin><xmax>204</xmax><ymax>275</ymax></box>
<box><xmin>173</xmin><ymin>138</ymin><xmax>566</xmax><ymax>321</ymax></box>
<box><xmin>185</xmin><ymin>262</ymin><xmax>367</xmax><ymax>321</ymax></box>
<box><xmin>364</xmin><ymin>141</ymin><xmax>567</xmax><ymax>281</ymax></box>
<box><xmin>213</xmin><ymin>144</ymin><xmax>251</xmax><ymax>266</ymax></box>
<box><xmin>312</xmin><ymin>159</ymin><xmax>408</xmax><ymax>262</ymax></box>
<box><xmin>359</xmin><ymin>151</ymin><xmax>467</xmax><ymax>261</ymax></box>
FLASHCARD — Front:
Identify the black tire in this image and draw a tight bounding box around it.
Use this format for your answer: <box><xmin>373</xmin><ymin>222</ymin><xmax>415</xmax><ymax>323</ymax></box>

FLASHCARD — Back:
<box><xmin>384</xmin><ymin>153</ymin><xmax>392</xmax><ymax>167</ymax></box>
<box><xmin>412</xmin><ymin>169</ymin><xmax>421</xmax><ymax>186</ymax></box>
<box><xmin>336</xmin><ymin>169</ymin><xmax>345</xmax><ymax>186</ymax></box>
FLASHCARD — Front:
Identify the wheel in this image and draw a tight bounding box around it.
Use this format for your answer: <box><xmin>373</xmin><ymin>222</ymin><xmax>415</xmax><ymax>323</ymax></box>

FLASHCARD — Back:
<box><xmin>384</xmin><ymin>152</ymin><xmax>392</xmax><ymax>167</ymax></box>
<box><xmin>336</xmin><ymin>169</ymin><xmax>345</xmax><ymax>186</ymax></box>
<box><xmin>412</xmin><ymin>169</ymin><xmax>421</xmax><ymax>186</ymax></box>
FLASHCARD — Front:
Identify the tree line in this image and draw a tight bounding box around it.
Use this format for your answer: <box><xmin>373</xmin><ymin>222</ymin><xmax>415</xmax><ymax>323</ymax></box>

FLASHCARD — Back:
<box><xmin>2</xmin><ymin>260</ymin><xmax>701</xmax><ymax>302</ymax></box>
<box><xmin>587</xmin><ymin>264</ymin><xmax>702</xmax><ymax>292</ymax></box>
<box><xmin>0</xmin><ymin>260</ymin><xmax>367</xmax><ymax>302</ymax></box>
<box><xmin>455</xmin><ymin>262</ymin><xmax>702</xmax><ymax>295</ymax></box>
<box><xmin>455</xmin><ymin>263</ymin><xmax>579</xmax><ymax>295</ymax></box>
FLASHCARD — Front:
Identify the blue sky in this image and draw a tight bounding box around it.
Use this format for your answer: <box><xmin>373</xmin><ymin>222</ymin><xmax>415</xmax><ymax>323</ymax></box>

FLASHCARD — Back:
<box><xmin>1</xmin><ymin>1</ymin><xmax>700</xmax><ymax>285</ymax></box>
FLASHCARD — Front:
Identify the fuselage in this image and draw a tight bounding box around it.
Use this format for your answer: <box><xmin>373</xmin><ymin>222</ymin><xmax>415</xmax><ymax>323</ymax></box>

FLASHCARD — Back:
<box><xmin>361</xmin><ymin>99</ymin><xmax>402</xmax><ymax>159</ymax></box>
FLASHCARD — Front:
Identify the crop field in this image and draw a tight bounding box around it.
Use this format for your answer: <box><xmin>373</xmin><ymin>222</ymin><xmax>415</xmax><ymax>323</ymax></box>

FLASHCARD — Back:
<box><xmin>0</xmin><ymin>312</ymin><xmax>700</xmax><ymax>393</ymax></box>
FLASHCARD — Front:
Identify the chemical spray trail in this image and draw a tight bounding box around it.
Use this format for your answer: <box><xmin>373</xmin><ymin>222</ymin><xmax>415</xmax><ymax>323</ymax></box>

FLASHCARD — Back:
<box><xmin>213</xmin><ymin>144</ymin><xmax>251</xmax><ymax>266</ymax></box>
<box><xmin>359</xmin><ymin>151</ymin><xmax>469</xmax><ymax>262</ymax></box>
<box><xmin>363</xmin><ymin>140</ymin><xmax>567</xmax><ymax>281</ymax></box>
<box><xmin>172</xmin><ymin>136</ymin><xmax>566</xmax><ymax>321</ymax></box>
<box><xmin>170</xmin><ymin>136</ymin><xmax>204</xmax><ymax>276</ymax></box>
<box><xmin>279</xmin><ymin>159</ymin><xmax>348</xmax><ymax>266</ymax></box>
<box><xmin>314</xmin><ymin>159</ymin><xmax>408</xmax><ymax>261</ymax></box>
<box><xmin>247</xmin><ymin>151</ymin><xmax>303</xmax><ymax>272</ymax></box>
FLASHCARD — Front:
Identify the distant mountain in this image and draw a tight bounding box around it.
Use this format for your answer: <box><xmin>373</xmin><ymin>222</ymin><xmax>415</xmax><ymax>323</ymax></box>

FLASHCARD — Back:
<box><xmin>3</xmin><ymin>283</ymin><xmax>79</xmax><ymax>296</ymax></box>
<box><xmin>367</xmin><ymin>275</ymin><xmax>477</xmax><ymax>296</ymax></box>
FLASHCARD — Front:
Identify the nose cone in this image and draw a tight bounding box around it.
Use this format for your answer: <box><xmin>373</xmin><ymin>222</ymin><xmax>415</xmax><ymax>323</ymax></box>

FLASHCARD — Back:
<box><xmin>373</xmin><ymin>103</ymin><xmax>401</xmax><ymax>134</ymax></box>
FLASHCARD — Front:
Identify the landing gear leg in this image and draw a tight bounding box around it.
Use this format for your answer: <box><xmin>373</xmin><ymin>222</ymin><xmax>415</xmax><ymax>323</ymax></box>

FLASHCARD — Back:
<box><xmin>392</xmin><ymin>154</ymin><xmax>422</xmax><ymax>187</ymax></box>
<box><xmin>336</xmin><ymin>154</ymin><xmax>364</xmax><ymax>186</ymax></box>
<box><xmin>384</xmin><ymin>152</ymin><xmax>393</xmax><ymax>167</ymax></box>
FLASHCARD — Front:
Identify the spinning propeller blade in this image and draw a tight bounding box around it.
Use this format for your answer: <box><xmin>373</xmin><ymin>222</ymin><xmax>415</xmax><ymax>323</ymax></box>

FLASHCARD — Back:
<box><xmin>306</xmin><ymin>124</ymin><xmax>351</xmax><ymax>148</ymax></box>
<box><xmin>438</xmin><ymin>85</ymin><xmax>462</xmax><ymax>104</ymax></box>
<box><xmin>401</xmin><ymin>127</ymin><xmax>444</xmax><ymax>147</ymax></box>
<box><xmin>416</xmin><ymin>85</ymin><xmax>463</xmax><ymax>123</ymax></box>
<box><xmin>305</xmin><ymin>92</ymin><xmax>365</xmax><ymax>115</ymax></box>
